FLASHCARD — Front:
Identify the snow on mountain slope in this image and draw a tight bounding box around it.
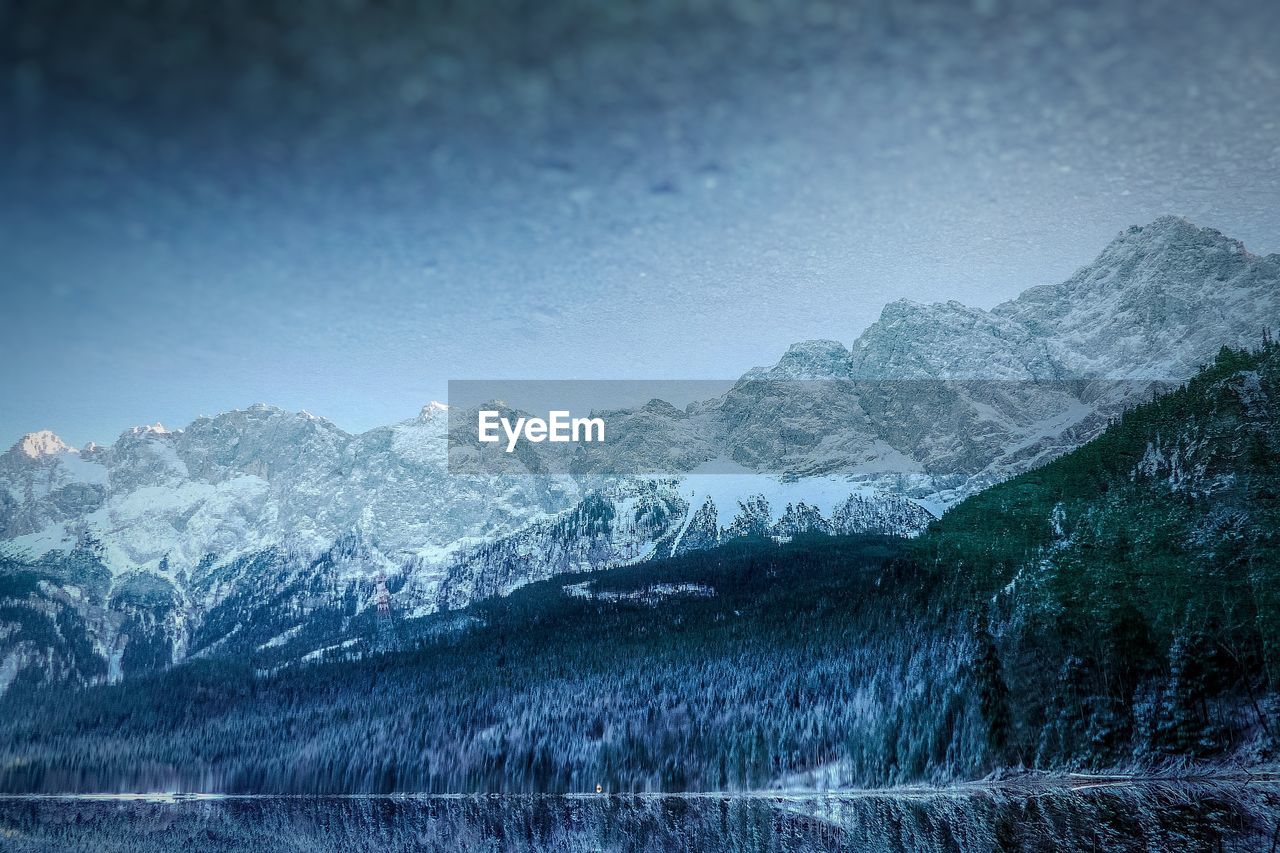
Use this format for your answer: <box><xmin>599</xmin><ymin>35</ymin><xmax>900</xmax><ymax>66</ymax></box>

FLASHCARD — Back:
<box><xmin>995</xmin><ymin>217</ymin><xmax>1278</xmax><ymax>378</ymax></box>
<box><xmin>0</xmin><ymin>217</ymin><xmax>1275</xmax><ymax>689</ymax></box>
<box><xmin>849</xmin><ymin>217</ymin><xmax>1278</xmax><ymax>381</ymax></box>
<box><xmin>1</xmin><ymin>403</ymin><xmax>579</xmax><ymax>579</ymax></box>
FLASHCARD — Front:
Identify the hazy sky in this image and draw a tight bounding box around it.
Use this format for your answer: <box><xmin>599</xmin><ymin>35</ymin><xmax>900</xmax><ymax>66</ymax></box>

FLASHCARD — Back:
<box><xmin>3</xmin><ymin>0</ymin><xmax>1279</xmax><ymax>448</ymax></box>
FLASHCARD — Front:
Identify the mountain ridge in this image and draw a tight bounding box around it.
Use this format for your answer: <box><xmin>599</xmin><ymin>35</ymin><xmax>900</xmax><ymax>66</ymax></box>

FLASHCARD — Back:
<box><xmin>1</xmin><ymin>217</ymin><xmax>1276</xmax><ymax>691</ymax></box>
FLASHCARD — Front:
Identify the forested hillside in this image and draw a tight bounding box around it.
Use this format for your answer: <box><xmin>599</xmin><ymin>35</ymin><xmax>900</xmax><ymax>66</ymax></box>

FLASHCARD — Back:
<box><xmin>925</xmin><ymin>343</ymin><xmax>1280</xmax><ymax>771</ymax></box>
<box><xmin>0</xmin><ymin>344</ymin><xmax>1275</xmax><ymax>794</ymax></box>
<box><xmin>1</xmin><ymin>535</ymin><xmax>986</xmax><ymax>793</ymax></box>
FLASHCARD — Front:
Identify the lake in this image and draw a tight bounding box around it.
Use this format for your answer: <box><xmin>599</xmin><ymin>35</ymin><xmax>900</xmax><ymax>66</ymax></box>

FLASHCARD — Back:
<box><xmin>1</xmin><ymin>781</ymin><xmax>1277</xmax><ymax>851</ymax></box>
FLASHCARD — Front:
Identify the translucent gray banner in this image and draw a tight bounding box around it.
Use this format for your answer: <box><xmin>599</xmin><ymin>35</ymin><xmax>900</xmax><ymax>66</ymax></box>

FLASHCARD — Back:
<box><xmin>446</xmin><ymin>378</ymin><xmax>1177</xmax><ymax>479</ymax></box>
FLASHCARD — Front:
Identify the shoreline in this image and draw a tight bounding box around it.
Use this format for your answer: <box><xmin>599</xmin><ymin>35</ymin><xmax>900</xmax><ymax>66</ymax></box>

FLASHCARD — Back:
<box><xmin>2</xmin><ymin>772</ymin><xmax>1279</xmax><ymax>802</ymax></box>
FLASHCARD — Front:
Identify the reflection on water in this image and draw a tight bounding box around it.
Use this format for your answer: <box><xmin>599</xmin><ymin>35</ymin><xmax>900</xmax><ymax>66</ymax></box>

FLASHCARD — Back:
<box><xmin>1</xmin><ymin>782</ymin><xmax>1277</xmax><ymax>851</ymax></box>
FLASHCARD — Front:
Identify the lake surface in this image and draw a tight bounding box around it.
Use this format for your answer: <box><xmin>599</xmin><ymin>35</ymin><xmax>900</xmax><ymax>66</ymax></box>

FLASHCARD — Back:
<box><xmin>1</xmin><ymin>782</ymin><xmax>1277</xmax><ymax>851</ymax></box>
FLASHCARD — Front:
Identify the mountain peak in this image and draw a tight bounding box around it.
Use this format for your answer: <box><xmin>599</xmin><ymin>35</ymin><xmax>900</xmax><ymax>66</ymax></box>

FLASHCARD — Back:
<box><xmin>783</xmin><ymin>339</ymin><xmax>849</xmax><ymax>357</ymax></box>
<box><xmin>1101</xmin><ymin>216</ymin><xmax>1248</xmax><ymax>262</ymax></box>
<box><xmin>1133</xmin><ymin>214</ymin><xmax>1198</xmax><ymax>236</ymax></box>
<box><xmin>752</xmin><ymin>339</ymin><xmax>852</xmax><ymax>379</ymax></box>
<box><xmin>13</xmin><ymin>430</ymin><xmax>71</xmax><ymax>459</ymax></box>
<box><xmin>419</xmin><ymin>401</ymin><xmax>450</xmax><ymax>422</ymax></box>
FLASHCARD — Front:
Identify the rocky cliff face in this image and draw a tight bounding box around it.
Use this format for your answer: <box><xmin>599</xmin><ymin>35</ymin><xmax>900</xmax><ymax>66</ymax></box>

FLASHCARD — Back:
<box><xmin>0</xmin><ymin>218</ymin><xmax>1275</xmax><ymax>689</ymax></box>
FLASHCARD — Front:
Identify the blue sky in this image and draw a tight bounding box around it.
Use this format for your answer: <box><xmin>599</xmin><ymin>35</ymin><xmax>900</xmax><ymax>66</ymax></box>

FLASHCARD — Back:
<box><xmin>3</xmin><ymin>0</ymin><xmax>1279</xmax><ymax>448</ymax></box>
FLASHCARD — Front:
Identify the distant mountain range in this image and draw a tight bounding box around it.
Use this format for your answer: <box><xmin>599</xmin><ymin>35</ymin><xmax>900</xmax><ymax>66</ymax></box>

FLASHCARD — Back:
<box><xmin>1</xmin><ymin>216</ymin><xmax>1276</xmax><ymax>692</ymax></box>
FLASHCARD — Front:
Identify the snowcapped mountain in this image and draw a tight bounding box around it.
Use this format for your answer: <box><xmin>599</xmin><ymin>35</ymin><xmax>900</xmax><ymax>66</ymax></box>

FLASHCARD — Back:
<box><xmin>851</xmin><ymin>217</ymin><xmax>1276</xmax><ymax>380</ymax></box>
<box><xmin>0</xmin><ymin>403</ymin><xmax>577</xmax><ymax>574</ymax></box>
<box><xmin>0</xmin><ymin>217</ymin><xmax>1275</xmax><ymax>692</ymax></box>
